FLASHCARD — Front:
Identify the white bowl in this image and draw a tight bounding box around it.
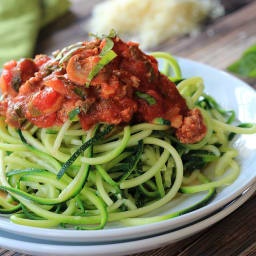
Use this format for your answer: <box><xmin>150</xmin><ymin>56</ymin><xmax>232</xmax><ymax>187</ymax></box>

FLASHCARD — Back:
<box><xmin>0</xmin><ymin>183</ymin><xmax>255</xmax><ymax>256</ymax></box>
<box><xmin>0</xmin><ymin>57</ymin><xmax>255</xmax><ymax>243</ymax></box>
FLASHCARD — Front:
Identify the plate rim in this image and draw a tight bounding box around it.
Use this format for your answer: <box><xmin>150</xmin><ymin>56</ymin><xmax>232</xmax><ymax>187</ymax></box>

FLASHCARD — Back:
<box><xmin>0</xmin><ymin>183</ymin><xmax>255</xmax><ymax>256</ymax></box>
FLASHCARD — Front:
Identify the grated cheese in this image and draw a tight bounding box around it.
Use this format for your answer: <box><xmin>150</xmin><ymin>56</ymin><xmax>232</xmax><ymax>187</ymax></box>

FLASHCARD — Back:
<box><xmin>87</xmin><ymin>0</ymin><xmax>224</xmax><ymax>49</ymax></box>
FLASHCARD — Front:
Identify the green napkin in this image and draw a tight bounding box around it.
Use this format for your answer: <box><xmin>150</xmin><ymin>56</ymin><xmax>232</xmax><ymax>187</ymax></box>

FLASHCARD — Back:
<box><xmin>0</xmin><ymin>0</ymin><xmax>70</xmax><ymax>67</ymax></box>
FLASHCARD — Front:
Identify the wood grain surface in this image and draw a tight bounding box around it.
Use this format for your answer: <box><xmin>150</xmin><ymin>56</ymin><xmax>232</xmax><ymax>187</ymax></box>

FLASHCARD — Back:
<box><xmin>2</xmin><ymin>0</ymin><xmax>256</xmax><ymax>255</ymax></box>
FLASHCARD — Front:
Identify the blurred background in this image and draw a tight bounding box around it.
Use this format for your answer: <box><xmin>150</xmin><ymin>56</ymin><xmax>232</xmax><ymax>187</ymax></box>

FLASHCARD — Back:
<box><xmin>0</xmin><ymin>0</ymin><xmax>255</xmax><ymax>83</ymax></box>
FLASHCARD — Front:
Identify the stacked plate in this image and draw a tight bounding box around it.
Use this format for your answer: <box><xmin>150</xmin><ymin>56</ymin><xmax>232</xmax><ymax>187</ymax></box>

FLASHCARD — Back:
<box><xmin>0</xmin><ymin>58</ymin><xmax>256</xmax><ymax>256</ymax></box>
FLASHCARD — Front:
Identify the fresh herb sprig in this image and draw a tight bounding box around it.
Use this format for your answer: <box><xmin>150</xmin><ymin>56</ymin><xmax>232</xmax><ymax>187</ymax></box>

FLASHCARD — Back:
<box><xmin>68</xmin><ymin>107</ymin><xmax>80</xmax><ymax>121</ymax></box>
<box><xmin>86</xmin><ymin>30</ymin><xmax>118</xmax><ymax>87</ymax></box>
<box><xmin>135</xmin><ymin>91</ymin><xmax>156</xmax><ymax>105</ymax></box>
<box><xmin>85</xmin><ymin>39</ymin><xmax>117</xmax><ymax>87</ymax></box>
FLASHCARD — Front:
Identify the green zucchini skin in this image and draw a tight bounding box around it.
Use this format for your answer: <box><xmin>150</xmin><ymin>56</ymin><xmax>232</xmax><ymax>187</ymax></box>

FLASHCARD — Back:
<box><xmin>56</xmin><ymin>125</ymin><xmax>114</xmax><ymax>179</ymax></box>
<box><xmin>120</xmin><ymin>186</ymin><xmax>217</xmax><ymax>227</ymax></box>
<box><xmin>3</xmin><ymin>128</ymin><xmax>100</xmax><ymax>205</ymax></box>
<box><xmin>178</xmin><ymin>173</ymin><xmax>217</xmax><ymax>216</ymax></box>
<box><xmin>177</xmin><ymin>187</ymin><xmax>216</xmax><ymax>217</ymax></box>
<box><xmin>0</xmin><ymin>204</ymin><xmax>21</xmax><ymax>214</ymax></box>
<box><xmin>118</xmin><ymin>140</ymin><xmax>144</xmax><ymax>183</ymax></box>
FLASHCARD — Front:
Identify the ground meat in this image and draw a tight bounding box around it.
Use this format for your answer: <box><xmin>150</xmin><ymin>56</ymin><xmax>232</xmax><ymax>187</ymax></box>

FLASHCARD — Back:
<box><xmin>176</xmin><ymin>109</ymin><xmax>207</xmax><ymax>144</ymax></box>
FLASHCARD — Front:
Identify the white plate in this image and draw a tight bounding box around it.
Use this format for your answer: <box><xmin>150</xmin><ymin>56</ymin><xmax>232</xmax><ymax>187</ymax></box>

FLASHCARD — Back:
<box><xmin>0</xmin><ymin>184</ymin><xmax>255</xmax><ymax>256</ymax></box>
<box><xmin>0</xmin><ymin>58</ymin><xmax>256</xmax><ymax>243</ymax></box>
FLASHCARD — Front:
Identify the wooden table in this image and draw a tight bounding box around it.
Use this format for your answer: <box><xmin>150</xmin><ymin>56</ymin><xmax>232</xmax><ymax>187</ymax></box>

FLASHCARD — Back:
<box><xmin>2</xmin><ymin>0</ymin><xmax>256</xmax><ymax>255</ymax></box>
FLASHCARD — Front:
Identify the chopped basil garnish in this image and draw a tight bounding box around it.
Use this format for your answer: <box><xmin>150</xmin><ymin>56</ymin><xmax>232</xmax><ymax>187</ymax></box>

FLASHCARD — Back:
<box><xmin>68</xmin><ymin>107</ymin><xmax>80</xmax><ymax>121</ymax></box>
<box><xmin>100</xmin><ymin>38</ymin><xmax>114</xmax><ymax>57</ymax></box>
<box><xmin>153</xmin><ymin>118</ymin><xmax>170</xmax><ymax>125</ymax></box>
<box><xmin>85</xmin><ymin>37</ymin><xmax>116</xmax><ymax>87</ymax></box>
<box><xmin>89</xmin><ymin>29</ymin><xmax>117</xmax><ymax>40</ymax></box>
<box><xmin>135</xmin><ymin>91</ymin><xmax>156</xmax><ymax>105</ymax></box>
<box><xmin>59</xmin><ymin>46</ymin><xmax>85</xmax><ymax>64</ymax></box>
<box><xmin>108</xmin><ymin>29</ymin><xmax>117</xmax><ymax>38</ymax></box>
<box><xmin>54</xmin><ymin>42</ymin><xmax>83</xmax><ymax>62</ymax></box>
<box><xmin>86</xmin><ymin>50</ymin><xmax>117</xmax><ymax>87</ymax></box>
<box><xmin>72</xmin><ymin>87</ymin><xmax>85</xmax><ymax>99</ymax></box>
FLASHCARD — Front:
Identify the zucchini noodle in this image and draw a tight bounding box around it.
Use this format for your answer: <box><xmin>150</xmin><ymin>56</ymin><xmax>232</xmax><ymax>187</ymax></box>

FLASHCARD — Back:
<box><xmin>0</xmin><ymin>52</ymin><xmax>255</xmax><ymax>230</ymax></box>
<box><xmin>150</xmin><ymin>52</ymin><xmax>182</xmax><ymax>82</ymax></box>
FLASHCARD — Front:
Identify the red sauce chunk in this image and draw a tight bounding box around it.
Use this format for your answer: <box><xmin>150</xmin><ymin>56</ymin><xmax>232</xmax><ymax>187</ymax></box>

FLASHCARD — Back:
<box><xmin>0</xmin><ymin>37</ymin><xmax>207</xmax><ymax>144</ymax></box>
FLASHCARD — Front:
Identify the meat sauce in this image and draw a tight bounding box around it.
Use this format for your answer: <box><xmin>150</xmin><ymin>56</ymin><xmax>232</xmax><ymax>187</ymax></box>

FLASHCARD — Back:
<box><xmin>0</xmin><ymin>37</ymin><xmax>206</xmax><ymax>144</ymax></box>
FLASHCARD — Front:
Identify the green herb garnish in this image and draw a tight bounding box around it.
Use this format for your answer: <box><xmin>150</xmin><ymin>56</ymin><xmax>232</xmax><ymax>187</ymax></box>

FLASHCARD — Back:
<box><xmin>135</xmin><ymin>91</ymin><xmax>156</xmax><ymax>105</ymax></box>
<box><xmin>89</xmin><ymin>29</ymin><xmax>117</xmax><ymax>40</ymax></box>
<box><xmin>86</xmin><ymin>50</ymin><xmax>117</xmax><ymax>87</ymax></box>
<box><xmin>59</xmin><ymin>46</ymin><xmax>85</xmax><ymax>64</ymax></box>
<box><xmin>85</xmin><ymin>32</ymin><xmax>117</xmax><ymax>87</ymax></box>
<box><xmin>54</xmin><ymin>42</ymin><xmax>83</xmax><ymax>62</ymax></box>
<box><xmin>108</xmin><ymin>29</ymin><xmax>117</xmax><ymax>38</ymax></box>
<box><xmin>68</xmin><ymin>107</ymin><xmax>80</xmax><ymax>121</ymax></box>
<box><xmin>100</xmin><ymin>38</ymin><xmax>114</xmax><ymax>57</ymax></box>
<box><xmin>153</xmin><ymin>118</ymin><xmax>170</xmax><ymax>125</ymax></box>
<box><xmin>227</xmin><ymin>44</ymin><xmax>256</xmax><ymax>78</ymax></box>
<box><xmin>72</xmin><ymin>87</ymin><xmax>85</xmax><ymax>99</ymax></box>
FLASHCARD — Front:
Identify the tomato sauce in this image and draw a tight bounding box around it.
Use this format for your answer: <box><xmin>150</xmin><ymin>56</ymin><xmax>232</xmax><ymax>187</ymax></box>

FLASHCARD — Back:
<box><xmin>0</xmin><ymin>37</ymin><xmax>206</xmax><ymax>143</ymax></box>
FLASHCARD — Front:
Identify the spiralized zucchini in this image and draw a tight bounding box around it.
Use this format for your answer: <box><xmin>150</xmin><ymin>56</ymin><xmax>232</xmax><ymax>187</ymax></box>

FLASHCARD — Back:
<box><xmin>0</xmin><ymin>53</ymin><xmax>255</xmax><ymax>229</ymax></box>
